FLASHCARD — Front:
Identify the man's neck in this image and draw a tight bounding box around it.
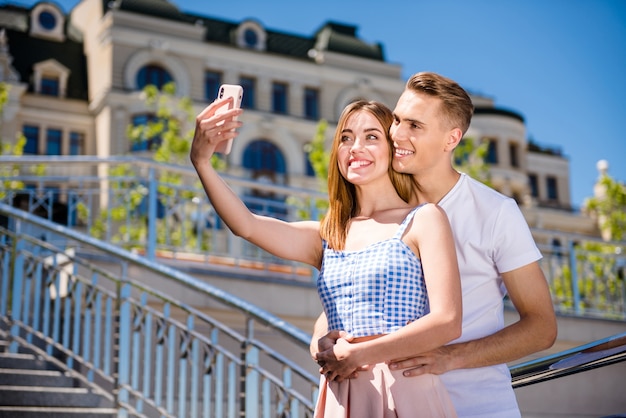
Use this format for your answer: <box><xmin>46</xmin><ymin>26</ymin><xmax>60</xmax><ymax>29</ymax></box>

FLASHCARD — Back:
<box><xmin>414</xmin><ymin>169</ymin><xmax>461</xmax><ymax>204</ymax></box>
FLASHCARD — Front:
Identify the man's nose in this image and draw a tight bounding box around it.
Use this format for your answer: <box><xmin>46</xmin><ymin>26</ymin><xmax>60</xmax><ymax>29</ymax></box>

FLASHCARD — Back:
<box><xmin>390</xmin><ymin>125</ymin><xmax>406</xmax><ymax>144</ymax></box>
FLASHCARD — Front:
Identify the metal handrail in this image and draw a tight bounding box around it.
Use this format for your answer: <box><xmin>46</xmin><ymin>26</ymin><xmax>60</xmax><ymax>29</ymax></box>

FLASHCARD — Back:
<box><xmin>0</xmin><ymin>202</ymin><xmax>310</xmax><ymax>346</ymax></box>
<box><xmin>510</xmin><ymin>332</ymin><xmax>626</xmax><ymax>388</ymax></box>
<box><xmin>0</xmin><ymin>202</ymin><xmax>319</xmax><ymax>417</ymax></box>
<box><xmin>2</xmin><ymin>201</ymin><xmax>626</xmax><ymax>416</ymax></box>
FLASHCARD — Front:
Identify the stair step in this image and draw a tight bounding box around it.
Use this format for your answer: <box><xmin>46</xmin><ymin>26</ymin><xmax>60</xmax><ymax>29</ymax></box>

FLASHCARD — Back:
<box><xmin>0</xmin><ymin>353</ymin><xmax>59</xmax><ymax>371</ymax></box>
<box><xmin>0</xmin><ymin>368</ymin><xmax>74</xmax><ymax>387</ymax></box>
<box><xmin>0</xmin><ymin>386</ymin><xmax>113</xmax><ymax>408</ymax></box>
<box><xmin>0</xmin><ymin>406</ymin><xmax>117</xmax><ymax>418</ymax></box>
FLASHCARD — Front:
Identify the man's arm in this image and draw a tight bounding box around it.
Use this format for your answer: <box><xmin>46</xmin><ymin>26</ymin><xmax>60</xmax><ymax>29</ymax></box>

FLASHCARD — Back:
<box><xmin>390</xmin><ymin>261</ymin><xmax>557</xmax><ymax>375</ymax></box>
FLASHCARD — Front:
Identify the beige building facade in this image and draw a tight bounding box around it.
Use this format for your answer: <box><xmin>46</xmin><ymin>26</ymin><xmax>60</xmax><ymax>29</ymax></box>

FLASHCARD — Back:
<box><xmin>0</xmin><ymin>0</ymin><xmax>601</xmax><ymax>242</ymax></box>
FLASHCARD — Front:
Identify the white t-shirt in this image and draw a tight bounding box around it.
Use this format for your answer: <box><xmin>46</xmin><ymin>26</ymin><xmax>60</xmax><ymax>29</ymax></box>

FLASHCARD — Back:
<box><xmin>438</xmin><ymin>173</ymin><xmax>542</xmax><ymax>418</ymax></box>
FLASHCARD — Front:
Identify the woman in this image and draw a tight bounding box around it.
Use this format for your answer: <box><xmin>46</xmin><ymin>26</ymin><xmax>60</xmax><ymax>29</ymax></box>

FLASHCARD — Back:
<box><xmin>190</xmin><ymin>98</ymin><xmax>461</xmax><ymax>417</ymax></box>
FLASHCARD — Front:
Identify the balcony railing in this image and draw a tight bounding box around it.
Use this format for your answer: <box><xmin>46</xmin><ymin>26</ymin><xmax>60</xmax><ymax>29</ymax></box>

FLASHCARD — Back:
<box><xmin>1</xmin><ymin>155</ymin><xmax>624</xmax><ymax>321</ymax></box>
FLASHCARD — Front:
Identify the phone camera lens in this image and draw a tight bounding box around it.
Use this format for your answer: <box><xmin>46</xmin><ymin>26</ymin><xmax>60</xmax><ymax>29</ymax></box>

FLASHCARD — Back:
<box><xmin>219</xmin><ymin>88</ymin><xmax>224</xmax><ymax>98</ymax></box>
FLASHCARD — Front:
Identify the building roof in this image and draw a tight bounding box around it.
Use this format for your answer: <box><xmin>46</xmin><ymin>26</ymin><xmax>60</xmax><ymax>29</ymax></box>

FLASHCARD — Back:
<box><xmin>108</xmin><ymin>0</ymin><xmax>385</xmax><ymax>61</ymax></box>
<box><xmin>0</xmin><ymin>3</ymin><xmax>88</xmax><ymax>100</ymax></box>
<box><xmin>0</xmin><ymin>0</ymin><xmax>386</xmax><ymax>102</ymax></box>
<box><xmin>314</xmin><ymin>22</ymin><xmax>384</xmax><ymax>60</ymax></box>
<box><xmin>104</xmin><ymin>0</ymin><xmax>187</xmax><ymax>22</ymax></box>
<box><xmin>474</xmin><ymin>106</ymin><xmax>525</xmax><ymax>123</ymax></box>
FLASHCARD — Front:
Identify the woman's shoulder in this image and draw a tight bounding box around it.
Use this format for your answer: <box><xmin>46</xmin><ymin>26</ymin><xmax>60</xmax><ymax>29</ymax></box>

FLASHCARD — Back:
<box><xmin>414</xmin><ymin>202</ymin><xmax>447</xmax><ymax>219</ymax></box>
<box><xmin>406</xmin><ymin>203</ymin><xmax>450</xmax><ymax>238</ymax></box>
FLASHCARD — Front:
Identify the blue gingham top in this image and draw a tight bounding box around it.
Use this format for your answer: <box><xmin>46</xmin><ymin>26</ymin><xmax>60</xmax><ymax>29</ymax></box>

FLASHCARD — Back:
<box><xmin>317</xmin><ymin>206</ymin><xmax>428</xmax><ymax>337</ymax></box>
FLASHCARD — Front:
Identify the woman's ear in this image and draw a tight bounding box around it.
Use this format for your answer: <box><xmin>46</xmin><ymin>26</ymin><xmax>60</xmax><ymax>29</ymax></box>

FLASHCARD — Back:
<box><xmin>444</xmin><ymin>128</ymin><xmax>463</xmax><ymax>151</ymax></box>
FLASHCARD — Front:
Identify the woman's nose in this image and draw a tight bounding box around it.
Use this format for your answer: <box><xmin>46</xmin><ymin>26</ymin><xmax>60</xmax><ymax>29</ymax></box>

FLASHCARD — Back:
<box><xmin>350</xmin><ymin>137</ymin><xmax>365</xmax><ymax>153</ymax></box>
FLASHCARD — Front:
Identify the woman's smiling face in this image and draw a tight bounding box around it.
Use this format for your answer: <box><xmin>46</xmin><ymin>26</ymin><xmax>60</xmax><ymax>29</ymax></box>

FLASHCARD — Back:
<box><xmin>337</xmin><ymin>110</ymin><xmax>391</xmax><ymax>186</ymax></box>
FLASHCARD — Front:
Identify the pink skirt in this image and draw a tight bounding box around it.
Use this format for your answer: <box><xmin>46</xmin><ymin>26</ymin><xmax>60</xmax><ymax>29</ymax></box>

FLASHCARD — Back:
<box><xmin>313</xmin><ymin>362</ymin><xmax>457</xmax><ymax>418</ymax></box>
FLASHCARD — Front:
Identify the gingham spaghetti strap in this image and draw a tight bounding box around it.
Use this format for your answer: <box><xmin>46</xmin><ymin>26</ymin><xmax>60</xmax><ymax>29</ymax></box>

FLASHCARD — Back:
<box><xmin>317</xmin><ymin>205</ymin><xmax>428</xmax><ymax>337</ymax></box>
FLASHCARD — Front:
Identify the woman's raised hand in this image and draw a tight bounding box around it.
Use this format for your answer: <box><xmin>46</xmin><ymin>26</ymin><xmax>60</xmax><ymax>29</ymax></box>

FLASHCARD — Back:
<box><xmin>190</xmin><ymin>97</ymin><xmax>243</xmax><ymax>166</ymax></box>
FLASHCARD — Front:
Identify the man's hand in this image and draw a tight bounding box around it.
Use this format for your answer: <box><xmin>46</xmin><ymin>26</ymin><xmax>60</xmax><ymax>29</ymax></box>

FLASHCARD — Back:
<box><xmin>310</xmin><ymin>330</ymin><xmax>347</xmax><ymax>360</ymax></box>
<box><xmin>315</xmin><ymin>337</ymin><xmax>363</xmax><ymax>382</ymax></box>
<box><xmin>388</xmin><ymin>345</ymin><xmax>457</xmax><ymax>377</ymax></box>
<box><xmin>390</xmin><ymin>262</ymin><xmax>557</xmax><ymax>377</ymax></box>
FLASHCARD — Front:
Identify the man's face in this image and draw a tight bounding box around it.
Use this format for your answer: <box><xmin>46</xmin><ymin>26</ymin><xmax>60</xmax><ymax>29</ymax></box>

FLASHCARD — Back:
<box><xmin>390</xmin><ymin>90</ymin><xmax>450</xmax><ymax>176</ymax></box>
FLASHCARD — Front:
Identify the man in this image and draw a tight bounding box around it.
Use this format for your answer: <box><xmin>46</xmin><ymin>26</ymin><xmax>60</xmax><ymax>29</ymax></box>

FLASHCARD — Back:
<box><xmin>313</xmin><ymin>72</ymin><xmax>557</xmax><ymax>417</ymax></box>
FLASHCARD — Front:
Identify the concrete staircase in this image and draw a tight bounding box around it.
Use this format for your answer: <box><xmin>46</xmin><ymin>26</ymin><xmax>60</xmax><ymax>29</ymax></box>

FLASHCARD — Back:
<box><xmin>0</xmin><ymin>329</ymin><xmax>117</xmax><ymax>418</ymax></box>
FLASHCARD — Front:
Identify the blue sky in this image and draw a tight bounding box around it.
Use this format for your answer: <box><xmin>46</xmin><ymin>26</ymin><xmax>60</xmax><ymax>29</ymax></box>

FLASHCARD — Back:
<box><xmin>10</xmin><ymin>0</ymin><xmax>626</xmax><ymax>208</ymax></box>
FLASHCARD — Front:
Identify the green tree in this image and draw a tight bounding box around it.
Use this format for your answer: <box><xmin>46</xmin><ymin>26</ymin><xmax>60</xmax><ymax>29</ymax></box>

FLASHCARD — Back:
<box><xmin>0</xmin><ymin>83</ymin><xmax>26</xmax><ymax>198</ymax></box>
<box><xmin>305</xmin><ymin>119</ymin><xmax>330</xmax><ymax>183</ymax></box>
<box><xmin>0</xmin><ymin>82</ymin><xmax>7</xmax><ymax>109</ymax></box>
<box><xmin>563</xmin><ymin>163</ymin><xmax>626</xmax><ymax>318</ymax></box>
<box><xmin>583</xmin><ymin>168</ymin><xmax>626</xmax><ymax>241</ymax></box>
<box><xmin>90</xmin><ymin>82</ymin><xmax>225</xmax><ymax>250</ymax></box>
<box><xmin>453</xmin><ymin>136</ymin><xmax>492</xmax><ymax>187</ymax></box>
<box><xmin>287</xmin><ymin>119</ymin><xmax>330</xmax><ymax>220</ymax></box>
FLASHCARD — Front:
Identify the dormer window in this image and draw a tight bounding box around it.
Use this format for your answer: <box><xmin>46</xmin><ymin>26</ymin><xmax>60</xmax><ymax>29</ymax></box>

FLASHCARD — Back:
<box><xmin>38</xmin><ymin>11</ymin><xmax>57</xmax><ymax>30</ymax></box>
<box><xmin>41</xmin><ymin>76</ymin><xmax>60</xmax><ymax>96</ymax></box>
<box><xmin>30</xmin><ymin>4</ymin><xmax>65</xmax><ymax>42</ymax></box>
<box><xmin>33</xmin><ymin>59</ymin><xmax>69</xmax><ymax>98</ymax></box>
<box><xmin>236</xmin><ymin>20</ymin><xmax>266</xmax><ymax>51</ymax></box>
<box><xmin>244</xmin><ymin>29</ymin><xmax>258</xmax><ymax>48</ymax></box>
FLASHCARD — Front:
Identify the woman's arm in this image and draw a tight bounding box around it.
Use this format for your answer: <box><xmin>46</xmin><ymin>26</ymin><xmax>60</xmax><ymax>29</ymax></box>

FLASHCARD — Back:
<box><xmin>318</xmin><ymin>203</ymin><xmax>462</xmax><ymax>380</ymax></box>
<box><xmin>190</xmin><ymin>99</ymin><xmax>322</xmax><ymax>268</ymax></box>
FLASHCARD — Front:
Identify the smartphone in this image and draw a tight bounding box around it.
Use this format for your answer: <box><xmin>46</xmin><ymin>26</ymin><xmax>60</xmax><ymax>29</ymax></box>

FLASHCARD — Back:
<box><xmin>214</xmin><ymin>84</ymin><xmax>243</xmax><ymax>155</ymax></box>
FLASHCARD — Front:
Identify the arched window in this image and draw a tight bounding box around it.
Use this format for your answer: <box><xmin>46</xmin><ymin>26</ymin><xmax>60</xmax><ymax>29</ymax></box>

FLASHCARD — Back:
<box><xmin>136</xmin><ymin>64</ymin><xmax>172</xmax><ymax>90</ymax></box>
<box><xmin>243</xmin><ymin>140</ymin><xmax>286</xmax><ymax>178</ymax></box>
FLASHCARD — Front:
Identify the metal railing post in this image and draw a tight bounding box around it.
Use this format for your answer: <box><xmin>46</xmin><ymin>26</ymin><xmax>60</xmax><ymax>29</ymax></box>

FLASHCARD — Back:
<box><xmin>9</xmin><ymin>229</ymin><xmax>24</xmax><ymax>353</ymax></box>
<box><xmin>0</xmin><ymin>236</ymin><xmax>10</xmax><ymax>317</ymax></box>
<box><xmin>115</xmin><ymin>265</ymin><xmax>132</xmax><ymax>417</ymax></box>
<box><xmin>244</xmin><ymin>318</ymin><xmax>259</xmax><ymax>418</ymax></box>
<box><xmin>569</xmin><ymin>240</ymin><xmax>582</xmax><ymax>314</ymax></box>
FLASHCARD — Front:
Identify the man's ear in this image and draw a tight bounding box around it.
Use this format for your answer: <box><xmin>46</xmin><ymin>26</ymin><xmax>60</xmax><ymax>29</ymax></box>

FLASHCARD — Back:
<box><xmin>444</xmin><ymin>128</ymin><xmax>463</xmax><ymax>151</ymax></box>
